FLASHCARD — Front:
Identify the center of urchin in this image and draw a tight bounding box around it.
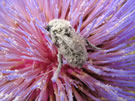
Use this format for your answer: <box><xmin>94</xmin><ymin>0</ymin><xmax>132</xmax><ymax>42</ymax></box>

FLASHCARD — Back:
<box><xmin>45</xmin><ymin>19</ymin><xmax>101</xmax><ymax>82</ymax></box>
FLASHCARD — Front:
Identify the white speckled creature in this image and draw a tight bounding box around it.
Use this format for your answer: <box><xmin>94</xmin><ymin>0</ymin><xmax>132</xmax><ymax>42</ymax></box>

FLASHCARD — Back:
<box><xmin>45</xmin><ymin>19</ymin><xmax>100</xmax><ymax>82</ymax></box>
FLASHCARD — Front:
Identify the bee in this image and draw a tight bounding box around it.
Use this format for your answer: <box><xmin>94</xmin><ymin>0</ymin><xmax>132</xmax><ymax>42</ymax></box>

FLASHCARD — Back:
<box><xmin>45</xmin><ymin>19</ymin><xmax>100</xmax><ymax>82</ymax></box>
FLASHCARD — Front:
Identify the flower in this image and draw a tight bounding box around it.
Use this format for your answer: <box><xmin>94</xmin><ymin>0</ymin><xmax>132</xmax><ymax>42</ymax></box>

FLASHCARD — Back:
<box><xmin>0</xmin><ymin>0</ymin><xmax>135</xmax><ymax>101</ymax></box>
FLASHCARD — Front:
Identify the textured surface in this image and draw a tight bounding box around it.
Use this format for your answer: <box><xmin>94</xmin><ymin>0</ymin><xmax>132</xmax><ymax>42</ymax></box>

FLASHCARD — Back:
<box><xmin>47</xmin><ymin>19</ymin><xmax>88</xmax><ymax>68</ymax></box>
<box><xmin>0</xmin><ymin>0</ymin><xmax>135</xmax><ymax>101</ymax></box>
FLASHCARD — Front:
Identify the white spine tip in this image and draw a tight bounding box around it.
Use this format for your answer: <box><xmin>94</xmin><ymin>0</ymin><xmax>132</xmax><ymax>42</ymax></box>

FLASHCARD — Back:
<box><xmin>51</xmin><ymin>74</ymin><xmax>58</xmax><ymax>82</ymax></box>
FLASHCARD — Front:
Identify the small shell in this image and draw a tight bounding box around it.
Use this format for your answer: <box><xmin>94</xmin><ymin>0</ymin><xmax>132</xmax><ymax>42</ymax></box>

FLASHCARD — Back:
<box><xmin>46</xmin><ymin>19</ymin><xmax>100</xmax><ymax>82</ymax></box>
